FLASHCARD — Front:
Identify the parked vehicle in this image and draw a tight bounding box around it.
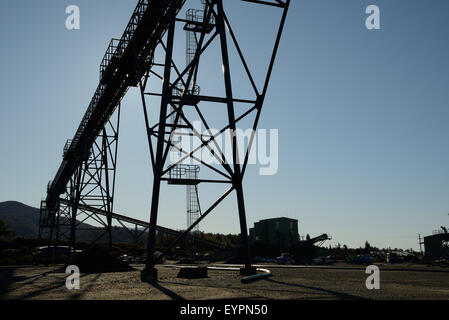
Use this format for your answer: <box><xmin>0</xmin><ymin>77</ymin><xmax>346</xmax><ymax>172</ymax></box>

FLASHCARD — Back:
<box><xmin>313</xmin><ymin>257</ymin><xmax>324</xmax><ymax>265</ymax></box>
<box><xmin>347</xmin><ymin>254</ymin><xmax>374</xmax><ymax>265</ymax></box>
<box><xmin>34</xmin><ymin>246</ymin><xmax>82</xmax><ymax>256</ymax></box>
<box><xmin>362</xmin><ymin>254</ymin><xmax>374</xmax><ymax>264</ymax></box>
<box><xmin>313</xmin><ymin>256</ymin><xmax>335</xmax><ymax>265</ymax></box>
<box><xmin>261</xmin><ymin>257</ymin><xmax>277</xmax><ymax>263</ymax></box>
<box><xmin>253</xmin><ymin>256</ymin><xmax>276</xmax><ymax>263</ymax></box>
<box><xmin>121</xmin><ymin>255</ymin><xmax>135</xmax><ymax>263</ymax></box>
<box><xmin>276</xmin><ymin>253</ymin><xmax>294</xmax><ymax>265</ymax></box>
<box><xmin>138</xmin><ymin>251</ymin><xmax>165</xmax><ymax>264</ymax></box>
<box><xmin>386</xmin><ymin>252</ymin><xmax>399</xmax><ymax>263</ymax></box>
<box><xmin>325</xmin><ymin>255</ymin><xmax>336</xmax><ymax>264</ymax></box>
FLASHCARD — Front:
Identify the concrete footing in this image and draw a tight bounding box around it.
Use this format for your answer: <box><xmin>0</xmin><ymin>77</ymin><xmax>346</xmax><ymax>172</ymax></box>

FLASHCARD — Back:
<box><xmin>141</xmin><ymin>268</ymin><xmax>158</xmax><ymax>283</ymax></box>
<box><xmin>240</xmin><ymin>266</ymin><xmax>257</xmax><ymax>276</ymax></box>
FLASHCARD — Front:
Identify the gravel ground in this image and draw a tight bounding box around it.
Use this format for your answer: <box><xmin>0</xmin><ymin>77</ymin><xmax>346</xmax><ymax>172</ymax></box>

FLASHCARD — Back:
<box><xmin>0</xmin><ymin>264</ymin><xmax>448</xmax><ymax>300</ymax></box>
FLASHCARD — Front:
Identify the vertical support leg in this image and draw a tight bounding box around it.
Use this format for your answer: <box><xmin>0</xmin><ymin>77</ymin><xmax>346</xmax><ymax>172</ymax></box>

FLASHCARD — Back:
<box><xmin>38</xmin><ymin>202</ymin><xmax>45</xmax><ymax>246</ymax></box>
<box><xmin>69</xmin><ymin>163</ymin><xmax>83</xmax><ymax>254</ymax></box>
<box><xmin>48</xmin><ymin>217</ymin><xmax>54</xmax><ymax>248</ymax></box>
<box><xmin>55</xmin><ymin>210</ymin><xmax>60</xmax><ymax>244</ymax></box>
<box><xmin>134</xmin><ymin>225</ymin><xmax>139</xmax><ymax>246</ymax></box>
<box><xmin>48</xmin><ymin>205</ymin><xmax>58</xmax><ymax>264</ymax></box>
<box><xmin>37</xmin><ymin>224</ymin><xmax>42</xmax><ymax>245</ymax></box>
<box><xmin>142</xmin><ymin>2</ymin><xmax>177</xmax><ymax>283</ymax></box>
<box><xmin>102</xmin><ymin>128</ymin><xmax>113</xmax><ymax>247</ymax></box>
<box><xmin>235</xmin><ymin>183</ymin><xmax>254</xmax><ymax>274</ymax></box>
<box><xmin>215</xmin><ymin>0</ymin><xmax>254</xmax><ymax>275</ymax></box>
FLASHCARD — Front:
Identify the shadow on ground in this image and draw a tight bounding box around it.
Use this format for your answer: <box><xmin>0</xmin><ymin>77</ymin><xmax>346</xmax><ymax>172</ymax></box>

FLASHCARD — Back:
<box><xmin>0</xmin><ymin>267</ymin><xmax>66</xmax><ymax>300</ymax></box>
<box><xmin>263</xmin><ymin>278</ymin><xmax>367</xmax><ymax>300</ymax></box>
<box><xmin>149</xmin><ymin>281</ymin><xmax>185</xmax><ymax>300</ymax></box>
<box><xmin>0</xmin><ymin>267</ymin><xmax>15</xmax><ymax>299</ymax></box>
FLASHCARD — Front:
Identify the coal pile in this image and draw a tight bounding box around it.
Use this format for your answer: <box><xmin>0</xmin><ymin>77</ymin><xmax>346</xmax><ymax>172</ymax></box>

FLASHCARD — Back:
<box><xmin>69</xmin><ymin>247</ymin><xmax>134</xmax><ymax>274</ymax></box>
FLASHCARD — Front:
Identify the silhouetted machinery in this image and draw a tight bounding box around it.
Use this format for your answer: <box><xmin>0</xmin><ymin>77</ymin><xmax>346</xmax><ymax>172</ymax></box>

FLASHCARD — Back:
<box><xmin>40</xmin><ymin>0</ymin><xmax>290</xmax><ymax>282</ymax></box>
<box><xmin>291</xmin><ymin>234</ymin><xmax>332</xmax><ymax>264</ymax></box>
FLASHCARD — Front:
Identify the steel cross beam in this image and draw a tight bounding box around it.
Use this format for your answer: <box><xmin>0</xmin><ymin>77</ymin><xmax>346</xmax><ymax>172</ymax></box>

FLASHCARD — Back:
<box><xmin>57</xmin><ymin>198</ymin><xmax>226</xmax><ymax>249</ymax></box>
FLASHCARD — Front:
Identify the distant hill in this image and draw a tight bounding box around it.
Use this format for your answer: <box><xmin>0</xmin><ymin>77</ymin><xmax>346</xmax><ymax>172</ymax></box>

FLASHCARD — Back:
<box><xmin>0</xmin><ymin>201</ymin><xmax>141</xmax><ymax>243</ymax></box>
<box><xmin>0</xmin><ymin>201</ymin><xmax>40</xmax><ymax>238</ymax></box>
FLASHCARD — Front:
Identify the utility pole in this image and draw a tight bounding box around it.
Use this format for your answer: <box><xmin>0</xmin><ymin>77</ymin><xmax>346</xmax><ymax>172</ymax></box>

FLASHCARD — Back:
<box><xmin>418</xmin><ymin>234</ymin><xmax>423</xmax><ymax>255</ymax></box>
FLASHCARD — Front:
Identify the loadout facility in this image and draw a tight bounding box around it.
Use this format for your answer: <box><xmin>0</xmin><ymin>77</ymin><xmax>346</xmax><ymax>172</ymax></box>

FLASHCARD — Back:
<box><xmin>250</xmin><ymin>217</ymin><xmax>299</xmax><ymax>250</ymax></box>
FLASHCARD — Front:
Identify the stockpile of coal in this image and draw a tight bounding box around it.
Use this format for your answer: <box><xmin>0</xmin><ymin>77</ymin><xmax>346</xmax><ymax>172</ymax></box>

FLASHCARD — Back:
<box><xmin>68</xmin><ymin>247</ymin><xmax>134</xmax><ymax>274</ymax></box>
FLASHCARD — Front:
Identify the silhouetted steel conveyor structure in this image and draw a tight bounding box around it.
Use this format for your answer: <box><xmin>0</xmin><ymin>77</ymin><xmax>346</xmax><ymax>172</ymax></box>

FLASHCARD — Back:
<box><xmin>40</xmin><ymin>0</ymin><xmax>290</xmax><ymax>282</ymax></box>
<box><xmin>47</xmin><ymin>0</ymin><xmax>186</xmax><ymax>207</ymax></box>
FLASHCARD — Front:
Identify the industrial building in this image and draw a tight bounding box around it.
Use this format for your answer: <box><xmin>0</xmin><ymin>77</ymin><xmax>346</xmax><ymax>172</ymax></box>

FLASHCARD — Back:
<box><xmin>250</xmin><ymin>217</ymin><xmax>299</xmax><ymax>250</ymax></box>
<box><xmin>424</xmin><ymin>227</ymin><xmax>449</xmax><ymax>260</ymax></box>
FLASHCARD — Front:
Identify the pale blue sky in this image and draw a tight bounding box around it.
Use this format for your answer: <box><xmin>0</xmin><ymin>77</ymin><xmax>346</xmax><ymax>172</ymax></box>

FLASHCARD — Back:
<box><xmin>1</xmin><ymin>0</ymin><xmax>449</xmax><ymax>250</ymax></box>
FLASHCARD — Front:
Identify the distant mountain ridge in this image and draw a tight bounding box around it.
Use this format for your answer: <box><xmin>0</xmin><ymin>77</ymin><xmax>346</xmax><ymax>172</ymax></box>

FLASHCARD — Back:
<box><xmin>0</xmin><ymin>201</ymin><xmax>40</xmax><ymax>238</ymax></box>
<box><xmin>0</xmin><ymin>201</ymin><xmax>140</xmax><ymax>243</ymax></box>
